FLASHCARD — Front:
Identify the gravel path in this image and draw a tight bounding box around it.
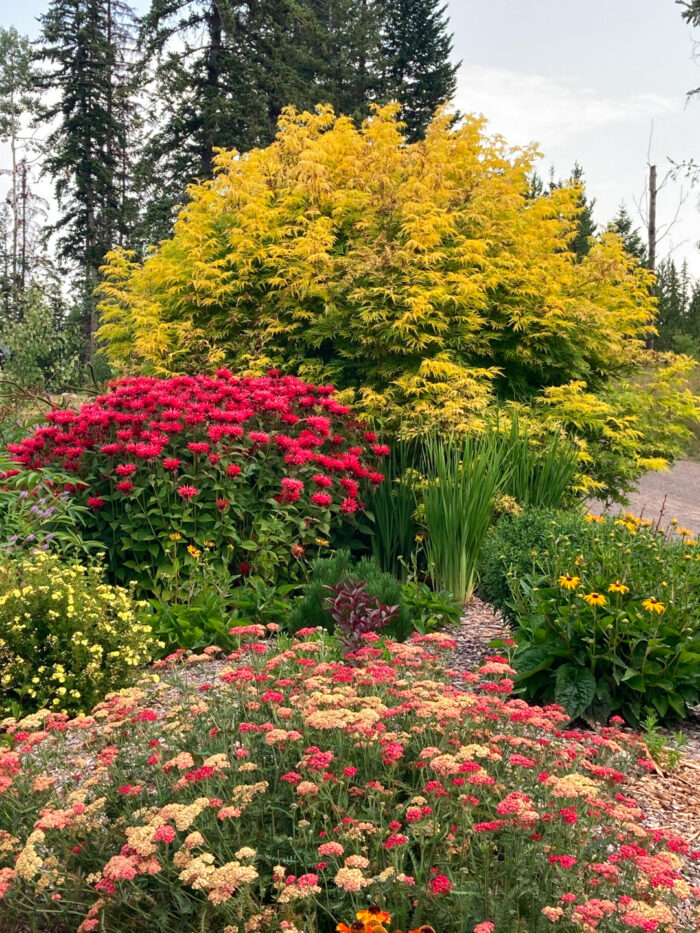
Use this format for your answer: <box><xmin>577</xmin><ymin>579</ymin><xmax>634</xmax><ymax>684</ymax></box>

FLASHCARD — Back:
<box><xmin>590</xmin><ymin>459</ymin><xmax>700</xmax><ymax>531</ymax></box>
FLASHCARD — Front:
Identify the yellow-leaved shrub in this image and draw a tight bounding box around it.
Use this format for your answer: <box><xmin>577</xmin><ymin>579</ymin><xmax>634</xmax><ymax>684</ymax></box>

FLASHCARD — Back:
<box><xmin>98</xmin><ymin>104</ymin><xmax>698</xmax><ymax>499</ymax></box>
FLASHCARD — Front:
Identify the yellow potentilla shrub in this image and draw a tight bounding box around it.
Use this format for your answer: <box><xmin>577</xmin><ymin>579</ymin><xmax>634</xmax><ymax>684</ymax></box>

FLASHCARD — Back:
<box><xmin>0</xmin><ymin>551</ymin><xmax>155</xmax><ymax>716</ymax></box>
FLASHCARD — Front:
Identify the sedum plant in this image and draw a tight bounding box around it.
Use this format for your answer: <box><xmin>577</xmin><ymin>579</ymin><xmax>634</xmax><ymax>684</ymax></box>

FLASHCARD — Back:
<box><xmin>0</xmin><ymin>550</ymin><xmax>154</xmax><ymax>716</ymax></box>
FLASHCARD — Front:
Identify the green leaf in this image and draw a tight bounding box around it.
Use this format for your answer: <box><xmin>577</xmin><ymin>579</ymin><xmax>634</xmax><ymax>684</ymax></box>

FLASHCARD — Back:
<box><xmin>554</xmin><ymin>664</ymin><xmax>596</xmax><ymax>719</ymax></box>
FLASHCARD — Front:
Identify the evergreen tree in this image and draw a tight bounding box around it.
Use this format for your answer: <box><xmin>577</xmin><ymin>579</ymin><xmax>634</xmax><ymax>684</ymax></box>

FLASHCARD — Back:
<box><xmin>0</xmin><ymin>27</ymin><xmax>39</xmax><ymax>319</ymax></box>
<box><xmin>37</xmin><ymin>0</ymin><xmax>139</xmax><ymax>357</ymax></box>
<box><xmin>607</xmin><ymin>204</ymin><xmax>648</xmax><ymax>266</ymax></box>
<box><xmin>568</xmin><ymin>163</ymin><xmax>596</xmax><ymax>259</ymax></box>
<box><xmin>654</xmin><ymin>258</ymin><xmax>700</xmax><ymax>355</ymax></box>
<box><xmin>308</xmin><ymin>0</ymin><xmax>384</xmax><ymax>122</ymax></box>
<box><xmin>546</xmin><ymin>164</ymin><xmax>596</xmax><ymax>259</ymax></box>
<box><xmin>378</xmin><ymin>0</ymin><xmax>458</xmax><ymax>141</ymax></box>
<box><xmin>137</xmin><ymin>0</ymin><xmax>319</xmax><ymax>244</ymax></box>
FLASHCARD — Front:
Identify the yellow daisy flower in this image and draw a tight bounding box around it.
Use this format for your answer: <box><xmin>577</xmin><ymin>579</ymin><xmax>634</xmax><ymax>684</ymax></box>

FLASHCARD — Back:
<box><xmin>642</xmin><ymin>597</ymin><xmax>665</xmax><ymax>614</ymax></box>
<box><xmin>608</xmin><ymin>581</ymin><xmax>629</xmax><ymax>595</ymax></box>
<box><xmin>583</xmin><ymin>592</ymin><xmax>607</xmax><ymax>607</ymax></box>
<box><xmin>559</xmin><ymin>574</ymin><xmax>580</xmax><ymax>591</ymax></box>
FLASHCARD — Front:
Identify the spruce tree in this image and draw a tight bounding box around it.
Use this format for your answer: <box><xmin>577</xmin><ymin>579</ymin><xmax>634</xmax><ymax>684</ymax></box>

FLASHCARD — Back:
<box><xmin>138</xmin><ymin>0</ymin><xmax>317</xmax><ymax>244</ymax></box>
<box><xmin>378</xmin><ymin>0</ymin><xmax>458</xmax><ymax>141</ymax></box>
<box><xmin>37</xmin><ymin>0</ymin><xmax>139</xmax><ymax>358</ymax></box>
<box><xmin>607</xmin><ymin>205</ymin><xmax>648</xmax><ymax>266</ymax></box>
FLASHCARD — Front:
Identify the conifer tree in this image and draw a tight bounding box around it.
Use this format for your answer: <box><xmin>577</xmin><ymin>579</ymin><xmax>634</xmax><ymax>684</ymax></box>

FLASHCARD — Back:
<box><xmin>37</xmin><ymin>0</ymin><xmax>138</xmax><ymax>358</ymax></box>
<box><xmin>378</xmin><ymin>0</ymin><xmax>458</xmax><ymax>140</ymax></box>
<box><xmin>137</xmin><ymin>0</ymin><xmax>319</xmax><ymax>244</ymax></box>
<box><xmin>567</xmin><ymin>163</ymin><xmax>596</xmax><ymax>259</ymax></box>
<box><xmin>0</xmin><ymin>27</ymin><xmax>39</xmax><ymax>319</ymax></box>
<box><xmin>607</xmin><ymin>204</ymin><xmax>648</xmax><ymax>266</ymax></box>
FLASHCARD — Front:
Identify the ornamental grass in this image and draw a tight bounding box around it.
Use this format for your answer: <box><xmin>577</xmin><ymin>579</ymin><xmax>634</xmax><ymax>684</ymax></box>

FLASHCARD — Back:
<box><xmin>0</xmin><ymin>629</ymin><xmax>697</xmax><ymax>932</ymax></box>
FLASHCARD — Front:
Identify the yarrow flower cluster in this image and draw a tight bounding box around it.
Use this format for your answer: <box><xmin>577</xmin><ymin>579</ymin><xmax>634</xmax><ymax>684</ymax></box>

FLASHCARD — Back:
<box><xmin>0</xmin><ymin>629</ymin><xmax>697</xmax><ymax>932</ymax></box>
<box><xmin>8</xmin><ymin>371</ymin><xmax>386</xmax><ymax>594</ymax></box>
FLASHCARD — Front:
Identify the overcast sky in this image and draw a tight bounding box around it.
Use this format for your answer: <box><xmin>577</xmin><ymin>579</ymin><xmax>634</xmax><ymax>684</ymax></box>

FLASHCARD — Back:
<box><xmin>3</xmin><ymin>0</ymin><xmax>700</xmax><ymax>271</ymax></box>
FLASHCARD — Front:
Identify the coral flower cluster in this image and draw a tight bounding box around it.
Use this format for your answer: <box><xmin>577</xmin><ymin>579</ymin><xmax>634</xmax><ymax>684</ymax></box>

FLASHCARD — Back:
<box><xmin>0</xmin><ymin>628</ymin><xmax>698</xmax><ymax>932</ymax></box>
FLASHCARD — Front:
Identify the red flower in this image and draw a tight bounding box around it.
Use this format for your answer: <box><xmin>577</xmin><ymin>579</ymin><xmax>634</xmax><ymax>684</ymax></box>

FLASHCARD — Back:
<box><xmin>340</xmin><ymin>497</ymin><xmax>358</xmax><ymax>514</ymax></box>
<box><xmin>428</xmin><ymin>873</ymin><xmax>453</xmax><ymax>895</ymax></box>
<box><xmin>226</xmin><ymin>464</ymin><xmax>241</xmax><ymax>478</ymax></box>
<box><xmin>216</xmin><ymin>498</ymin><xmax>230</xmax><ymax>511</ymax></box>
<box><xmin>115</xmin><ymin>463</ymin><xmax>137</xmax><ymax>477</ymax></box>
<box><xmin>187</xmin><ymin>442</ymin><xmax>210</xmax><ymax>455</ymax></box>
<box><xmin>162</xmin><ymin>458</ymin><xmax>181</xmax><ymax>471</ymax></box>
<box><xmin>311</xmin><ymin>492</ymin><xmax>332</xmax><ymax>507</ymax></box>
<box><xmin>115</xmin><ymin>480</ymin><xmax>134</xmax><ymax>494</ymax></box>
<box><xmin>87</xmin><ymin>496</ymin><xmax>105</xmax><ymax>509</ymax></box>
<box><xmin>177</xmin><ymin>485</ymin><xmax>199</xmax><ymax>499</ymax></box>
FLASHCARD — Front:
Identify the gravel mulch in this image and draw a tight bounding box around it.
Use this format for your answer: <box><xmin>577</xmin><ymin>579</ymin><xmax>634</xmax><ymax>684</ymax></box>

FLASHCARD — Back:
<box><xmin>446</xmin><ymin>595</ymin><xmax>511</xmax><ymax>675</ymax></box>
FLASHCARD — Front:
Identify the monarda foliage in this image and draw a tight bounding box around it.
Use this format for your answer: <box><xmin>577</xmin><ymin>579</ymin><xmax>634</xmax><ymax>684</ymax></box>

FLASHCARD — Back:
<box><xmin>98</xmin><ymin>104</ymin><xmax>697</xmax><ymax>498</ymax></box>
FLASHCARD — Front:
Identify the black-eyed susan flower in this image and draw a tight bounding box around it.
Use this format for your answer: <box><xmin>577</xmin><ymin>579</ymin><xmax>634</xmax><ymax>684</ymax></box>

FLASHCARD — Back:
<box><xmin>642</xmin><ymin>597</ymin><xmax>665</xmax><ymax>614</ymax></box>
<box><xmin>608</xmin><ymin>581</ymin><xmax>629</xmax><ymax>595</ymax></box>
<box><xmin>583</xmin><ymin>592</ymin><xmax>607</xmax><ymax>607</ymax></box>
<box><xmin>559</xmin><ymin>574</ymin><xmax>580</xmax><ymax>590</ymax></box>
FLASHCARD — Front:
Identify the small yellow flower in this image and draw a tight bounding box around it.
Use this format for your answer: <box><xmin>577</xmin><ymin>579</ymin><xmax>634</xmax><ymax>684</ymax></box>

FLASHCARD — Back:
<box><xmin>169</xmin><ymin>532</ymin><xmax>182</xmax><ymax>541</ymax></box>
<box><xmin>315</xmin><ymin>538</ymin><xmax>330</xmax><ymax>547</ymax></box>
<box><xmin>608</xmin><ymin>581</ymin><xmax>629</xmax><ymax>595</ymax></box>
<box><xmin>559</xmin><ymin>574</ymin><xmax>580</xmax><ymax>591</ymax></box>
<box><xmin>187</xmin><ymin>545</ymin><xmax>201</xmax><ymax>559</ymax></box>
<box><xmin>642</xmin><ymin>597</ymin><xmax>665</xmax><ymax>614</ymax></box>
<box><xmin>583</xmin><ymin>592</ymin><xmax>607</xmax><ymax>607</ymax></box>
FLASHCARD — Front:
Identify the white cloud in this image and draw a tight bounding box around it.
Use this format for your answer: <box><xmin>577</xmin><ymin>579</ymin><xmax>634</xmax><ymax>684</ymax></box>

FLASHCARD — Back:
<box><xmin>455</xmin><ymin>65</ymin><xmax>677</xmax><ymax>150</ymax></box>
<box><xmin>454</xmin><ymin>65</ymin><xmax>700</xmax><ymax>275</ymax></box>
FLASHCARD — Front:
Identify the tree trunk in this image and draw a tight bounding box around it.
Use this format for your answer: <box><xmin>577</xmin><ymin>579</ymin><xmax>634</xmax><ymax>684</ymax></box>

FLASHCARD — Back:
<box><xmin>648</xmin><ymin>164</ymin><xmax>657</xmax><ymax>274</ymax></box>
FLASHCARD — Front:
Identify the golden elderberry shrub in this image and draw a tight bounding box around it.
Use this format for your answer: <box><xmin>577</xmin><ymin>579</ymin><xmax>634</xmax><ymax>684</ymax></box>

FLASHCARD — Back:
<box><xmin>0</xmin><ymin>551</ymin><xmax>154</xmax><ymax>716</ymax></box>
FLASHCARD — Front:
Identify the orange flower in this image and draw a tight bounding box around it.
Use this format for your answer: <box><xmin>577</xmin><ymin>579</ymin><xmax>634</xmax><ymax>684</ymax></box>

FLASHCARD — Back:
<box><xmin>337</xmin><ymin>923</ymin><xmax>371</xmax><ymax>933</ymax></box>
<box><xmin>409</xmin><ymin>927</ymin><xmax>437</xmax><ymax>933</ymax></box>
<box><xmin>356</xmin><ymin>908</ymin><xmax>391</xmax><ymax>925</ymax></box>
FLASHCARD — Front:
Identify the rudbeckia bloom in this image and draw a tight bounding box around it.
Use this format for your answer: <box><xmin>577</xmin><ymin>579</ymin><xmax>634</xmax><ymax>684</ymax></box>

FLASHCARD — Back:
<box><xmin>559</xmin><ymin>574</ymin><xmax>580</xmax><ymax>590</ymax></box>
<box><xmin>583</xmin><ymin>592</ymin><xmax>606</xmax><ymax>607</ymax></box>
<box><xmin>608</xmin><ymin>581</ymin><xmax>629</xmax><ymax>594</ymax></box>
<box><xmin>642</xmin><ymin>597</ymin><xmax>665</xmax><ymax>614</ymax></box>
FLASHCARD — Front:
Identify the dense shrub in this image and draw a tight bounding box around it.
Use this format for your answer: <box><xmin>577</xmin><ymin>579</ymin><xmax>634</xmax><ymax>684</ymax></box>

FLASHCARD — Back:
<box><xmin>287</xmin><ymin>551</ymin><xmax>411</xmax><ymax>640</ymax></box>
<box><xmin>1</xmin><ymin>630</ymin><xmax>696</xmax><ymax>933</ymax></box>
<box><xmin>0</xmin><ymin>550</ymin><xmax>153</xmax><ymax>716</ymax></box>
<box><xmin>97</xmin><ymin>104</ymin><xmax>699</xmax><ymax>501</ymax></box>
<box><xmin>503</xmin><ymin>514</ymin><xmax>700</xmax><ymax>723</ymax></box>
<box><xmin>8</xmin><ymin>371</ymin><xmax>386</xmax><ymax>600</ymax></box>
<box><xmin>478</xmin><ymin>508</ymin><xmax>593</xmax><ymax>622</ymax></box>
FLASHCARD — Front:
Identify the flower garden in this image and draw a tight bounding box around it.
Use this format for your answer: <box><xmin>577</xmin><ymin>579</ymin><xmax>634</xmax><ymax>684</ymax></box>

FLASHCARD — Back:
<box><xmin>2</xmin><ymin>110</ymin><xmax>700</xmax><ymax>933</ymax></box>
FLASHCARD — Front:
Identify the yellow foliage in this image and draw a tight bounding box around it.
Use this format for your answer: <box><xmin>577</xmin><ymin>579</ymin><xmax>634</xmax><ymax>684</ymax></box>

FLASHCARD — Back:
<box><xmin>97</xmin><ymin>103</ymin><xmax>698</xmax><ymax>498</ymax></box>
<box><xmin>99</xmin><ymin>104</ymin><xmax>654</xmax><ymax>412</ymax></box>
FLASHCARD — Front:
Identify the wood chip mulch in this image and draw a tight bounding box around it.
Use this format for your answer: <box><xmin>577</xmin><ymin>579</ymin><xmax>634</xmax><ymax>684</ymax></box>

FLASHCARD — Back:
<box><xmin>446</xmin><ymin>595</ymin><xmax>511</xmax><ymax>676</ymax></box>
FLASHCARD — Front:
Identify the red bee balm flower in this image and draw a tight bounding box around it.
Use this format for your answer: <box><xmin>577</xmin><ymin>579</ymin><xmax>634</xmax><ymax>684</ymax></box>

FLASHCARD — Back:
<box><xmin>9</xmin><ymin>371</ymin><xmax>386</xmax><ymax>595</ymax></box>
